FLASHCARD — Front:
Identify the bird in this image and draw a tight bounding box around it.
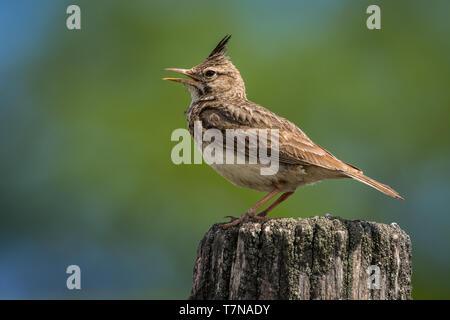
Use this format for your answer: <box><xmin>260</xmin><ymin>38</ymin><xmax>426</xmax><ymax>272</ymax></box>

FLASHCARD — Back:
<box><xmin>163</xmin><ymin>35</ymin><xmax>403</xmax><ymax>229</ymax></box>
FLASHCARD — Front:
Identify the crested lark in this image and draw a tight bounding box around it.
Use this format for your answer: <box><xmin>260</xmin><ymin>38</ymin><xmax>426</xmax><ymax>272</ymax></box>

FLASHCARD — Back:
<box><xmin>164</xmin><ymin>35</ymin><xmax>403</xmax><ymax>229</ymax></box>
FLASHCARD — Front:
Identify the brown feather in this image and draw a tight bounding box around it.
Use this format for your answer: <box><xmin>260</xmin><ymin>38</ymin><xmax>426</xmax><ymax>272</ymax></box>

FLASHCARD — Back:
<box><xmin>167</xmin><ymin>35</ymin><xmax>403</xmax><ymax>200</ymax></box>
<box><xmin>344</xmin><ymin>172</ymin><xmax>404</xmax><ymax>199</ymax></box>
<box><xmin>207</xmin><ymin>35</ymin><xmax>232</xmax><ymax>58</ymax></box>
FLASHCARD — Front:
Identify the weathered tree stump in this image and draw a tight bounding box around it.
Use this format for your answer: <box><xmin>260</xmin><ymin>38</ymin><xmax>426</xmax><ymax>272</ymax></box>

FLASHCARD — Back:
<box><xmin>190</xmin><ymin>216</ymin><xmax>412</xmax><ymax>300</ymax></box>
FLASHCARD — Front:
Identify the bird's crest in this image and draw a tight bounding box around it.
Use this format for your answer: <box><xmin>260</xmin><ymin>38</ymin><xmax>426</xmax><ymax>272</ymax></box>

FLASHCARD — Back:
<box><xmin>207</xmin><ymin>35</ymin><xmax>232</xmax><ymax>59</ymax></box>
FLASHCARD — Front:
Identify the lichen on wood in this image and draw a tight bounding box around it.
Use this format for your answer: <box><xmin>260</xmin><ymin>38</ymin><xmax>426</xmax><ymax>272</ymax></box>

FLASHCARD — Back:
<box><xmin>189</xmin><ymin>216</ymin><xmax>412</xmax><ymax>300</ymax></box>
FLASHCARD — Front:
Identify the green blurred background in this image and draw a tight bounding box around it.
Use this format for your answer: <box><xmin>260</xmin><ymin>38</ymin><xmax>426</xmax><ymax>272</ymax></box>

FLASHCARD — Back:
<box><xmin>1</xmin><ymin>0</ymin><xmax>449</xmax><ymax>299</ymax></box>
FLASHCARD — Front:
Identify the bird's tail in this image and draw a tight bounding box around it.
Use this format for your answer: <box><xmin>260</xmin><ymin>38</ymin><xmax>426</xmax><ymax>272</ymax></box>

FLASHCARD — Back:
<box><xmin>344</xmin><ymin>171</ymin><xmax>404</xmax><ymax>200</ymax></box>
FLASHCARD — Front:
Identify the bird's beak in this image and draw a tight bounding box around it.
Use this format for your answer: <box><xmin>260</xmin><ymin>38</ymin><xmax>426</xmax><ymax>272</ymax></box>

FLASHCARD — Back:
<box><xmin>163</xmin><ymin>68</ymin><xmax>199</xmax><ymax>84</ymax></box>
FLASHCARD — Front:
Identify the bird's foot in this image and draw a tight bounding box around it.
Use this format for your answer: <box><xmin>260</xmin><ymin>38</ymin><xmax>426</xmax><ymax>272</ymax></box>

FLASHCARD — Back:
<box><xmin>220</xmin><ymin>212</ymin><xmax>278</xmax><ymax>229</ymax></box>
<box><xmin>220</xmin><ymin>212</ymin><xmax>252</xmax><ymax>229</ymax></box>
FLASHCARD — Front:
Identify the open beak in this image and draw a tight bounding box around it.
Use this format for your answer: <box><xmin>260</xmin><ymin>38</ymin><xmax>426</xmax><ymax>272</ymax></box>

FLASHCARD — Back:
<box><xmin>163</xmin><ymin>68</ymin><xmax>199</xmax><ymax>84</ymax></box>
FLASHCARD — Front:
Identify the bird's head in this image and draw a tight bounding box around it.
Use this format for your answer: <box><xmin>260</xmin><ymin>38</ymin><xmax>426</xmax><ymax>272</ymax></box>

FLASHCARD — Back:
<box><xmin>163</xmin><ymin>35</ymin><xmax>246</xmax><ymax>102</ymax></box>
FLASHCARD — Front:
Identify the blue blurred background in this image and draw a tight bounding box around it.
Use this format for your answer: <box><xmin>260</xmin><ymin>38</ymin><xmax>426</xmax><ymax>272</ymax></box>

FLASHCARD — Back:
<box><xmin>0</xmin><ymin>0</ymin><xmax>449</xmax><ymax>299</ymax></box>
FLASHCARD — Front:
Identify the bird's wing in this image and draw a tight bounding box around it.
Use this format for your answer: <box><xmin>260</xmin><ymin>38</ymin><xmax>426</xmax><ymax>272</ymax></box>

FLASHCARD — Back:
<box><xmin>198</xmin><ymin>103</ymin><xmax>361</xmax><ymax>173</ymax></box>
<box><xmin>276</xmin><ymin>116</ymin><xmax>360</xmax><ymax>172</ymax></box>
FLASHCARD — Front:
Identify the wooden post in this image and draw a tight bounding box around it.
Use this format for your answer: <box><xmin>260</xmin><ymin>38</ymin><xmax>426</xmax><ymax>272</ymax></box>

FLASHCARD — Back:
<box><xmin>190</xmin><ymin>216</ymin><xmax>412</xmax><ymax>300</ymax></box>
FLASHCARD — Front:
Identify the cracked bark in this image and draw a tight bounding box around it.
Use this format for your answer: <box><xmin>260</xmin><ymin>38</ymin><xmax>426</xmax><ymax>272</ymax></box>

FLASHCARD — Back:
<box><xmin>189</xmin><ymin>217</ymin><xmax>412</xmax><ymax>300</ymax></box>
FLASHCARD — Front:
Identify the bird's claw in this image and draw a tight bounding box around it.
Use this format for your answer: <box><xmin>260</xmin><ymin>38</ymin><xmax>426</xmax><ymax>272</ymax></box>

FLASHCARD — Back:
<box><xmin>219</xmin><ymin>212</ymin><xmax>278</xmax><ymax>229</ymax></box>
<box><xmin>219</xmin><ymin>212</ymin><xmax>251</xmax><ymax>229</ymax></box>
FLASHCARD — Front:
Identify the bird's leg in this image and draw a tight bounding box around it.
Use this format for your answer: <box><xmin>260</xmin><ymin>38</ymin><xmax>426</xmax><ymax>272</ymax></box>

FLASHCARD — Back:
<box><xmin>220</xmin><ymin>189</ymin><xmax>280</xmax><ymax>229</ymax></box>
<box><xmin>255</xmin><ymin>191</ymin><xmax>295</xmax><ymax>218</ymax></box>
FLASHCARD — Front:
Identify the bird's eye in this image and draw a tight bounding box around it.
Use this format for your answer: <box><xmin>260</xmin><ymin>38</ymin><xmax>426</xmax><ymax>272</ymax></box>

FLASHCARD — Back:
<box><xmin>205</xmin><ymin>70</ymin><xmax>216</xmax><ymax>77</ymax></box>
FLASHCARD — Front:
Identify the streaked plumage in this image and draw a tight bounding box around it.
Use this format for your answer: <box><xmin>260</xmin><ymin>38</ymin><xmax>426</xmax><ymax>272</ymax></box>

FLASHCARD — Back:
<box><xmin>164</xmin><ymin>35</ymin><xmax>403</xmax><ymax>228</ymax></box>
